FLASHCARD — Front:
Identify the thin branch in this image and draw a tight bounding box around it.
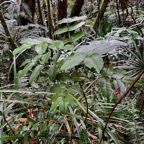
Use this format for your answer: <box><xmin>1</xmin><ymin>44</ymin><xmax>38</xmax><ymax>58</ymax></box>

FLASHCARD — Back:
<box><xmin>79</xmin><ymin>81</ymin><xmax>89</xmax><ymax>123</ymax></box>
<box><xmin>2</xmin><ymin>113</ymin><xmax>15</xmax><ymax>135</ymax></box>
<box><xmin>99</xmin><ymin>68</ymin><xmax>144</xmax><ymax>144</ymax></box>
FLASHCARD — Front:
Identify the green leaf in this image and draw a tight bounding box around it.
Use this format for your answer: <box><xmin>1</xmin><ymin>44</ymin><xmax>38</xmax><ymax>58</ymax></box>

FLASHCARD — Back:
<box><xmin>35</xmin><ymin>42</ymin><xmax>48</xmax><ymax>54</ymax></box>
<box><xmin>77</xmin><ymin>39</ymin><xmax>127</xmax><ymax>54</ymax></box>
<box><xmin>40</xmin><ymin>52</ymin><xmax>51</xmax><ymax>64</ymax></box>
<box><xmin>71</xmin><ymin>72</ymin><xmax>87</xmax><ymax>82</ymax></box>
<box><xmin>106</xmin><ymin>130</ymin><xmax>121</xmax><ymax>144</ymax></box>
<box><xmin>69</xmin><ymin>21</ymin><xmax>85</xmax><ymax>31</ymax></box>
<box><xmin>53</xmin><ymin>51</ymin><xmax>61</xmax><ymax>63</ymax></box>
<box><xmin>49</xmin><ymin>40</ymin><xmax>64</xmax><ymax>49</ymax></box>
<box><xmin>20</xmin><ymin>59</ymin><xmax>31</xmax><ymax>67</ymax></box>
<box><xmin>59</xmin><ymin>96</ymin><xmax>68</xmax><ymax>113</ymax></box>
<box><xmin>0</xmin><ymin>136</ymin><xmax>24</xmax><ymax>141</ymax></box>
<box><xmin>32</xmin><ymin>55</ymin><xmax>42</xmax><ymax>64</ymax></box>
<box><xmin>0</xmin><ymin>111</ymin><xmax>3</xmax><ymax>115</ymax></box>
<box><xmin>54</xmin><ymin>27</ymin><xmax>69</xmax><ymax>35</ymax></box>
<box><xmin>13</xmin><ymin>44</ymin><xmax>31</xmax><ymax>55</ymax></box>
<box><xmin>54</xmin><ymin>22</ymin><xmax>85</xmax><ymax>35</ymax></box>
<box><xmin>51</xmin><ymin>94</ymin><xmax>74</xmax><ymax>113</ymax></box>
<box><xmin>50</xmin><ymin>84</ymin><xmax>67</xmax><ymax>93</ymax></box>
<box><xmin>84</xmin><ymin>52</ymin><xmax>103</xmax><ymax>73</ymax></box>
<box><xmin>18</xmin><ymin>63</ymin><xmax>34</xmax><ymax>78</ymax></box>
<box><xmin>61</xmin><ymin>53</ymin><xmax>85</xmax><ymax>71</ymax></box>
<box><xmin>70</xmin><ymin>31</ymin><xmax>84</xmax><ymax>42</ymax></box>
<box><xmin>50</xmin><ymin>94</ymin><xmax>64</xmax><ymax>111</ymax></box>
<box><xmin>68</xmin><ymin>85</ymin><xmax>82</xmax><ymax>95</ymax></box>
<box><xmin>29</xmin><ymin>65</ymin><xmax>43</xmax><ymax>83</ymax></box>
<box><xmin>20</xmin><ymin>38</ymin><xmax>42</xmax><ymax>45</ymax></box>
<box><xmin>57</xmin><ymin>16</ymin><xmax>87</xmax><ymax>24</ymax></box>
<box><xmin>62</xmin><ymin>44</ymin><xmax>74</xmax><ymax>51</ymax></box>
<box><xmin>55</xmin><ymin>72</ymin><xmax>70</xmax><ymax>81</ymax></box>
<box><xmin>37</xmin><ymin>37</ymin><xmax>53</xmax><ymax>44</ymax></box>
<box><xmin>48</xmin><ymin>65</ymin><xmax>57</xmax><ymax>81</ymax></box>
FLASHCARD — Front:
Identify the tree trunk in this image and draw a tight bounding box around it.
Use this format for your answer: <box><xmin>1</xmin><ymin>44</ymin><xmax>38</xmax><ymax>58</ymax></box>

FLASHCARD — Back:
<box><xmin>70</xmin><ymin>0</ymin><xmax>84</xmax><ymax>17</ymax></box>
<box><xmin>93</xmin><ymin>0</ymin><xmax>109</xmax><ymax>32</ymax></box>
<box><xmin>19</xmin><ymin>0</ymin><xmax>35</xmax><ymax>25</ymax></box>
<box><xmin>58</xmin><ymin>0</ymin><xmax>67</xmax><ymax>21</ymax></box>
<box><xmin>0</xmin><ymin>10</ymin><xmax>17</xmax><ymax>51</ymax></box>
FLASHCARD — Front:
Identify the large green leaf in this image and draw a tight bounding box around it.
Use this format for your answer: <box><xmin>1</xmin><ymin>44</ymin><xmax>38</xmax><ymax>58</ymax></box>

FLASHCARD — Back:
<box><xmin>84</xmin><ymin>52</ymin><xmax>103</xmax><ymax>73</ymax></box>
<box><xmin>70</xmin><ymin>31</ymin><xmax>84</xmax><ymax>42</ymax></box>
<box><xmin>13</xmin><ymin>44</ymin><xmax>31</xmax><ymax>55</ymax></box>
<box><xmin>54</xmin><ymin>22</ymin><xmax>85</xmax><ymax>35</ymax></box>
<box><xmin>40</xmin><ymin>52</ymin><xmax>51</xmax><ymax>64</ymax></box>
<box><xmin>62</xmin><ymin>44</ymin><xmax>74</xmax><ymax>51</ymax></box>
<box><xmin>57</xmin><ymin>16</ymin><xmax>87</xmax><ymax>24</ymax></box>
<box><xmin>49</xmin><ymin>40</ymin><xmax>64</xmax><ymax>49</ymax></box>
<box><xmin>20</xmin><ymin>38</ymin><xmax>42</xmax><ymax>45</ymax></box>
<box><xmin>32</xmin><ymin>55</ymin><xmax>42</xmax><ymax>64</ymax></box>
<box><xmin>77</xmin><ymin>39</ymin><xmax>127</xmax><ymax>54</ymax></box>
<box><xmin>50</xmin><ymin>94</ymin><xmax>74</xmax><ymax>113</ymax></box>
<box><xmin>37</xmin><ymin>37</ymin><xmax>53</xmax><ymax>44</ymax></box>
<box><xmin>50</xmin><ymin>84</ymin><xmax>67</xmax><ymax>93</ymax></box>
<box><xmin>48</xmin><ymin>65</ymin><xmax>57</xmax><ymax>81</ymax></box>
<box><xmin>18</xmin><ymin>63</ymin><xmax>34</xmax><ymax>78</ymax></box>
<box><xmin>71</xmin><ymin>72</ymin><xmax>87</xmax><ymax>82</ymax></box>
<box><xmin>50</xmin><ymin>94</ymin><xmax>64</xmax><ymax>111</ymax></box>
<box><xmin>54</xmin><ymin>27</ymin><xmax>69</xmax><ymax>35</ymax></box>
<box><xmin>29</xmin><ymin>65</ymin><xmax>43</xmax><ymax>83</ymax></box>
<box><xmin>35</xmin><ymin>42</ymin><xmax>48</xmax><ymax>54</ymax></box>
<box><xmin>69</xmin><ymin>21</ymin><xmax>85</xmax><ymax>31</ymax></box>
<box><xmin>55</xmin><ymin>72</ymin><xmax>70</xmax><ymax>81</ymax></box>
<box><xmin>60</xmin><ymin>53</ymin><xmax>85</xmax><ymax>71</ymax></box>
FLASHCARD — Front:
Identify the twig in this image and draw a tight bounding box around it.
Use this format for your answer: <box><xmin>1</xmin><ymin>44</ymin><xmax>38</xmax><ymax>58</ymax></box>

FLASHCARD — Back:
<box><xmin>99</xmin><ymin>68</ymin><xmax>144</xmax><ymax>144</ymax></box>
<box><xmin>79</xmin><ymin>81</ymin><xmax>89</xmax><ymax>123</ymax></box>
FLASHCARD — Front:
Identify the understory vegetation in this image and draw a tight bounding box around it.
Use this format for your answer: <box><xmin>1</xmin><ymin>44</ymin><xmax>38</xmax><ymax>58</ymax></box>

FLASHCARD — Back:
<box><xmin>0</xmin><ymin>0</ymin><xmax>144</xmax><ymax>143</ymax></box>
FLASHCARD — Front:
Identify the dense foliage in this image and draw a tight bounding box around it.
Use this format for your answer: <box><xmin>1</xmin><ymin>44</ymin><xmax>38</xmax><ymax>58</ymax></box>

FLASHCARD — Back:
<box><xmin>0</xmin><ymin>0</ymin><xmax>144</xmax><ymax>143</ymax></box>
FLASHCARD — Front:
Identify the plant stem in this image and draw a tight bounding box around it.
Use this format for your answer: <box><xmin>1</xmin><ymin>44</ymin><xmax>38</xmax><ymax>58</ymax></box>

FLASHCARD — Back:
<box><xmin>99</xmin><ymin>68</ymin><xmax>144</xmax><ymax>144</ymax></box>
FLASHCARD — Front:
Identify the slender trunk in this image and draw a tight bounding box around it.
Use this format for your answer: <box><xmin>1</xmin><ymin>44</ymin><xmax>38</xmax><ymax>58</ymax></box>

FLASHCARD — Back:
<box><xmin>37</xmin><ymin>0</ymin><xmax>44</xmax><ymax>25</ymax></box>
<box><xmin>19</xmin><ymin>0</ymin><xmax>35</xmax><ymax>25</ymax></box>
<box><xmin>93</xmin><ymin>0</ymin><xmax>109</xmax><ymax>32</ymax></box>
<box><xmin>58</xmin><ymin>0</ymin><xmax>67</xmax><ymax>21</ymax></box>
<box><xmin>70</xmin><ymin>0</ymin><xmax>84</xmax><ymax>17</ymax></box>
<box><xmin>47</xmin><ymin>0</ymin><xmax>52</xmax><ymax>38</ymax></box>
